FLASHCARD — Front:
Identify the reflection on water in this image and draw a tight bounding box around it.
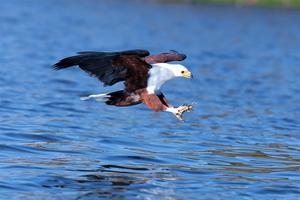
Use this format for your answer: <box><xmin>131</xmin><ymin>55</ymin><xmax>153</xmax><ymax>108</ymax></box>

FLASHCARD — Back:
<box><xmin>1</xmin><ymin>0</ymin><xmax>300</xmax><ymax>199</ymax></box>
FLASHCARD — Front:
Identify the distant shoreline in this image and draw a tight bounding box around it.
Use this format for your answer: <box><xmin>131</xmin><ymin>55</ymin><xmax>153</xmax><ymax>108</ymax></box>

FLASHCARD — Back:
<box><xmin>157</xmin><ymin>0</ymin><xmax>300</xmax><ymax>7</ymax></box>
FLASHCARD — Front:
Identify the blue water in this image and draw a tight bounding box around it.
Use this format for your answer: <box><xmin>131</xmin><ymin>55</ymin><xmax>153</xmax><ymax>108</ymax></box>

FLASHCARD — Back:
<box><xmin>1</xmin><ymin>0</ymin><xmax>300</xmax><ymax>199</ymax></box>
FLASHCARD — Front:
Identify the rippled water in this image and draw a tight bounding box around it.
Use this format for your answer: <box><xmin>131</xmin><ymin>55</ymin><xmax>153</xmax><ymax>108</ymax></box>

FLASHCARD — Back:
<box><xmin>1</xmin><ymin>0</ymin><xmax>300</xmax><ymax>199</ymax></box>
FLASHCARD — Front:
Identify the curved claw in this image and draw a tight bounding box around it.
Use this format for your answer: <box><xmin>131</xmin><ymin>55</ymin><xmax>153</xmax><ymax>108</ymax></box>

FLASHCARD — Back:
<box><xmin>182</xmin><ymin>104</ymin><xmax>193</xmax><ymax>112</ymax></box>
<box><xmin>175</xmin><ymin>113</ymin><xmax>184</xmax><ymax>121</ymax></box>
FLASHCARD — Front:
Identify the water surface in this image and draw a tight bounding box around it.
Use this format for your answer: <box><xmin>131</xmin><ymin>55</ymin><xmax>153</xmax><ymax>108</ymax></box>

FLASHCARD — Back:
<box><xmin>0</xmin><ymin>0</ymin><xmax>300</xmax><ymax>199</ymax></box>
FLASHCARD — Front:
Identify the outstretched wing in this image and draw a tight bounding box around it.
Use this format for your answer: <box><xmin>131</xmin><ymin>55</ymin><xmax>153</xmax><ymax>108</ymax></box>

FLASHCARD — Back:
<box><xmin>144</xmin><ymin>50</ymin><xmax>186</xmax><ymax>64</ymax></box>
<box><xmin>53</xmin><ymin>49</ymin><xmax>151</xmax><ymax>92</ymax></box>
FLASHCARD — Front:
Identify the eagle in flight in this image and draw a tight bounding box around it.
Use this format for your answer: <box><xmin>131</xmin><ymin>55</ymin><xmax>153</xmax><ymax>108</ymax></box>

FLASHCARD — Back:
<box><xmin>53</xmin><ymin>49</ymin><xmax>193</xmax><ymax>120</ymax></box>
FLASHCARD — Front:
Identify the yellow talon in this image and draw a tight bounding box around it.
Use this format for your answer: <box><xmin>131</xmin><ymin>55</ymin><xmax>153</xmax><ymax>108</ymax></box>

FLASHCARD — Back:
<box><xmin>175</xmin><ymin>104</ymin><xmax>193</xmax><ymax>121</ymax></box>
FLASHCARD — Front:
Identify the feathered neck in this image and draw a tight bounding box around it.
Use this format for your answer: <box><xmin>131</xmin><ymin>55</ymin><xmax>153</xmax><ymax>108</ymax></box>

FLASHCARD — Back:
<box><xmin>146</xmin><ymin>63</ymin><xmax>177</xmax><ymax>94</ymax></box>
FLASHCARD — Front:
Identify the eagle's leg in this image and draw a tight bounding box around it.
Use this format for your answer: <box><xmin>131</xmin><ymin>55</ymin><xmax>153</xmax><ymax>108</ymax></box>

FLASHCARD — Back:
<box><xmin>158</xmin><ymin>93</ymin><xmax>192</xmax><ymax>121</ymax></box>
<box><xmin>142</xmin><ymin>92</ymin><xmax>192</xmax><ymax>120</ymax></box>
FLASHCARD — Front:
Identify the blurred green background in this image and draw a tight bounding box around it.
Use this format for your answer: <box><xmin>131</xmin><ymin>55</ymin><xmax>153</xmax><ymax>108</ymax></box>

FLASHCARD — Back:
<box><xmin>160</xmin><ymin>0</ymin><xmax>300</xmax><ymax>7</ymax></box>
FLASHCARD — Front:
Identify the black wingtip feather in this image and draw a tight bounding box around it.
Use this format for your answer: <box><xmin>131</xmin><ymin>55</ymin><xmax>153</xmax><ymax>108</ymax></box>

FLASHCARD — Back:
<box><xmin>52</xmin><ymin>64</ymin><xmax>60</xmax><ymax>70</ymax></box>
<box><xmin>52</xmin><ymin>55</ymin><xmax>83</xmax><ymax>70</ymax></box>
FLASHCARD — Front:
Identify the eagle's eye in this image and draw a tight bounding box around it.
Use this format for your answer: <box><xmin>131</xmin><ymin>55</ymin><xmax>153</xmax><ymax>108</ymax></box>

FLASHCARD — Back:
<box><xmin>181</xmin><ymin>70</ymin><xmax>185</xmax><ymax>74</ymax></box>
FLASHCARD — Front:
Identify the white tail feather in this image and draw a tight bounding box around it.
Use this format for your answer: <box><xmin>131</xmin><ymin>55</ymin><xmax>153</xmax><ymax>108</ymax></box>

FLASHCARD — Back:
<box><xmin>80</xmin><ymin>93</ymin><xmax>110</xmax><ymax>101</ymax></box>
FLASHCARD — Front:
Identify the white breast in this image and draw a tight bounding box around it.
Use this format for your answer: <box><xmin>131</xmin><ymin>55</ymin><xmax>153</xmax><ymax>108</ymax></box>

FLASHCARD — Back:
<box><xmin>146</xmin><ymin>64</ymin><xmax>175</xmax><ymax>94</ymax></box>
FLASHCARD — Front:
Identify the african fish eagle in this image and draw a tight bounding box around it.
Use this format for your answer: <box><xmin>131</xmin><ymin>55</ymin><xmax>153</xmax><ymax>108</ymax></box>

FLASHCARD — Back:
<box><xmin>53</xmin><ymin>49</ymin><xmax>193</xmax><ymax>120</ymax></box>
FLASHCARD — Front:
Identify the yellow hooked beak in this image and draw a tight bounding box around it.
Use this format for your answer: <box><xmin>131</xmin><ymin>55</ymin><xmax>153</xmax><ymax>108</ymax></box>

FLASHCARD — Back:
<box><xmin>181</xmin><ymin>70</ymin><xmax>193</xmax><ymax>79</ymax></box>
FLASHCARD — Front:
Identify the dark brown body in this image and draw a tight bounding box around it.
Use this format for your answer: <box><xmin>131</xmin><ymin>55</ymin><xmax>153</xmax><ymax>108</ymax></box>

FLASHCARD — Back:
<box><xmin>106</xmin><ymin>89</ymin><xmax>170</xmax><ymax>112</ymax></box>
